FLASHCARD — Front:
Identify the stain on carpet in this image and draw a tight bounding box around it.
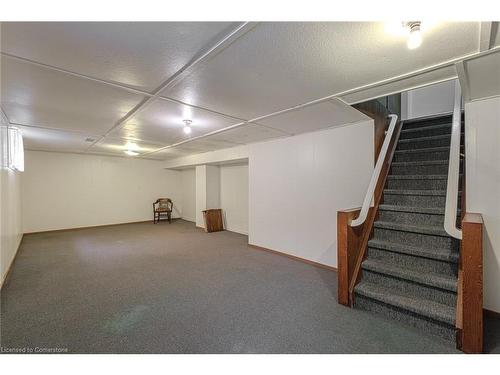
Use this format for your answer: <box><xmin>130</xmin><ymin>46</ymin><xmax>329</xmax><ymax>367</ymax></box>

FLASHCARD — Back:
<box><xmin>103</xmin><ymin>305</ymin><xmax>150</xmax><ymax>334</ymax></box>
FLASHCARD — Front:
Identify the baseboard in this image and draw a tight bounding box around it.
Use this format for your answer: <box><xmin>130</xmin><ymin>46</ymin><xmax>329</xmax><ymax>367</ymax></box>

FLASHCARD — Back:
<box><xmin>23</xmin><ymin>218</ymin><xmax>184</xmax><ymax>235</ymax></box>
<box><xmin>248</xmin><ymin>244</ymin><xmax>337</xmax><ymax>272</ymax></box>
<box><xmin>1</xmin><ymin>234</ymin><xmax>24</xmax><ymax>290</ymax></box>
<box><xmin>225</xmin><ymin>226</ymin><xmax>248</xmax><ymax>236</ymax></box>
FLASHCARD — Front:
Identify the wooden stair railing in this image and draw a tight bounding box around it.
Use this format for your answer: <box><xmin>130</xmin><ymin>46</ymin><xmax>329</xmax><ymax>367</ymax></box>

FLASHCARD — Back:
<box><xmin>340</xmin><ymin>93</ymin><xmax>484</xmax><ymax>353</ymax></box>
<box><xmin>455</xmin><ymin>109</ymin><xmax>483</xmax><ymax>353</ymax></box>
<box><xmin>338</xmin><ymin>100</ymin><xmax>402</xmax><ymax>307</ymax></box>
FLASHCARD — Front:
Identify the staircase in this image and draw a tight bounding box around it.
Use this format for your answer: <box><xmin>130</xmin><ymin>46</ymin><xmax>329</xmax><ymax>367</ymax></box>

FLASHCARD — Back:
<box><xmin>353</xmin><ymin>113</ymin><xmax>464</xmax><ymax>342</ymax></box>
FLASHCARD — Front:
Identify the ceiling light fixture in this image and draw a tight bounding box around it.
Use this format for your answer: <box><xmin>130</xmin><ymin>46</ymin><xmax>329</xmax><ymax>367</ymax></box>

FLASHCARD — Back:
<box><xmin>405</xmin><ymin>21</ymin><xmax>422</xmax><ymax>50</ymax></box>
<box><xmin>183</xmin><ymin>119</ymin><xmax>192</xmax><ymax>135</ymax></box>
<box><xmin>124</xmin><ymin>141</ymin><xmax>139</xmax><ymax>156</ymax></box>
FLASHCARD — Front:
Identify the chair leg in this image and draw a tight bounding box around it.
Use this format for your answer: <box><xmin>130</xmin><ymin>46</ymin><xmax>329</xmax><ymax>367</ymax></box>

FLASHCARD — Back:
<box><xmin>168</xmin><ymin>212</ymin><xmax>171</xmax><ymax>223</ymax></box>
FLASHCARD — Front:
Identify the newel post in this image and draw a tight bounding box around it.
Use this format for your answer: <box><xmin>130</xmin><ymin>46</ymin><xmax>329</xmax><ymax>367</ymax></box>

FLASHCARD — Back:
<box><xmin>337</xmin><ymin>208</ymin><xmax>361</xmax><ymax>306</ymax></box>
<box><xmin>459</xmin><ymin>213</ymin><xmax>483</xmax><ymax>353</ymax></box>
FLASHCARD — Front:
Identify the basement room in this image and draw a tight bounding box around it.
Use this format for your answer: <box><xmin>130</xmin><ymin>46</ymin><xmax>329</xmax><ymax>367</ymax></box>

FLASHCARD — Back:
<box><xmin>1</xmin><ymin>1</ymin><xmax>500</xmax><ymax>370</ymax></box>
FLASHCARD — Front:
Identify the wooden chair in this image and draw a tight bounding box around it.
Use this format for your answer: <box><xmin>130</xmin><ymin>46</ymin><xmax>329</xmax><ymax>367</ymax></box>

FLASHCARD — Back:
<box><xmin>153</xmin><ymin>198</ymin><xmax>173</xmax><ymax>224</ymax></box>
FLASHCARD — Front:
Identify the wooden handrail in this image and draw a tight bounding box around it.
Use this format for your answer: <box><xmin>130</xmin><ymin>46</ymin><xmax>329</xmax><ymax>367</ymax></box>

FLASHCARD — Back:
<box><xmin>457</xmin><ymin>212</ymin><xmax>484</xmax><ymax>353</ymax></box>
<box><xmin>347</xmin><ymin>119</ymin><xmax>402</xmax><ymax>303</ymax></box>
<box><xmin>337</xmin><ymin>100</ymin><xmax>402</xmax><ymax>306</ymax></box>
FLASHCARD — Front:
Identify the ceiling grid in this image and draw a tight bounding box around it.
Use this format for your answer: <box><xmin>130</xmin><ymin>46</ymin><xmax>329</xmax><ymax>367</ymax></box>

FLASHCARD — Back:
<box><xmin>1</xmin><ymin>22</ymin><xmax>498</xmax><ymax>159</ymax></box>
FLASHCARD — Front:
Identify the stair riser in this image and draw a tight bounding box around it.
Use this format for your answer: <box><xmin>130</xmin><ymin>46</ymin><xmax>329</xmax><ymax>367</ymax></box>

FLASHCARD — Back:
<box><xmin>400</xmin><ymin>126</ymin><xmax>451</xmax><ymax>140</ymax></box>
<box><xmin>393</xmin><ymin>150</ymin><xmax>450</xmax><ymax>163</ymax></box>
<box><xmin>391</xmin><ymin>163</ymin><xmax>451</xmax><ymax>175</ymax></box>
<box><xmin>367</xmin><ymin>247</ymin><xmax>458</xmax><ymax>276</ymax></box>
<box><xmin>402</xmin><ymin>117</ymin><xmax>454</xmax><ymax>130</ymax></box>
<box><xmin>361</xmin><ymin>269</ymin><xmax>457</xmax><ymax>306</ymax></box>
<box><xmin>354</xmin><ymin>294</ymin><xmax>456</xmax><ymax>342</ymax></box>
<box><xmin>383</xmin><ymin>193</ymin><xmax>446</xmax><ymax>207</ymax></box>
<box><xmin>397</xmin><ymin>137</ymin><xmax>450</xmax><ymax>150</ymax></box>
<box><xmin>378</xmin><ymin>210</ymin><xmax>444</xmax><ymax>226</ymax></box>
<box><xmin>386</xmin><ymin>178</ymin><xmax>448</xmax><ymax>190</ymax></box>
<box><xmin>373</xmin><ymin>227</ymin><xmax>459</xmax><ymax>250</ymax></box>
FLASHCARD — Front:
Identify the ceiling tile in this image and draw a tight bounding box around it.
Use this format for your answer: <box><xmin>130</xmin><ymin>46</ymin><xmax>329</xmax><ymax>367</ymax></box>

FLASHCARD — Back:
<box><xmin>165</xmin><ymin>22</ymin><xmax>480</xmax><ymax>119</ymax></box>
<box><xmin>1</xmin><ymin>22</ymin><xmax>238</xmax><ymax>92</ymax></box>
<box><xmin>88</xmin><ymin>137</ymin><xmax>164</xmax><ymax>156</ymax></box>
<box><xmin>1</xmin><ymin>57</ymin><xmax>144</xmax><ymax>134</ymax></box>
<box><xmin>258</xmin><ymin>98</ymin><xmax>369</xmax><ymax>134</ymax></box>
<box><xmin>107</xmin><ymin>98</ymin><xmax>240</xmax><ymax>144</ymax></box>
<box><xmin>209</xmin><ymin>123</ymin><xmax>289</xmax><ymax>144</ymax></box>
<box><xmin>17</xmin><ymin>125</ymin><xmax>97</xmax><ymax>153</ymax></box>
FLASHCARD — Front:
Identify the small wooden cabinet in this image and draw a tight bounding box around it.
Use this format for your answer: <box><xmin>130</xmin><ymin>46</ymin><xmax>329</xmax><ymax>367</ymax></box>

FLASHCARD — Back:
<box><xmin>202</xmin><ymin>209</ymin><xmax>224</xmax><ymax>233</ymax></box>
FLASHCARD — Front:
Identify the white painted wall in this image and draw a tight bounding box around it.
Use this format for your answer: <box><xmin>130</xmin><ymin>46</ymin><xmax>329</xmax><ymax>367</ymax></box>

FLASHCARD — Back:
<box><xmin>248</xmin><ymin>119</ymin><xmax>373</xmax><ymax>268</ymax></box>
<box><xmin>206</xmin><ymin>165</ymin><xmax>221</xmax><ymax>210</ymax></box>
<box><xmin>195</xmin><ymin>165</ymin><xmax>221</xmax><ymax>228</ymax></box>
<box><xmin>181</xmin><ymin>168</ymin><xmax>196</xmax><ymax>222</ymax></box>
<box><xmin>22</xmin><ymin>151</ymin><xmax>183</xmax><ymax>233</ymax></box>
<box><xmin>220</xmin><ymin>164</ymin><xmax>249</xmax><ymax>235</ymax></box>
<box><xmin>0</xmin><ymin>125</ymin><xmax>23</xmax><ymax>285</ymax></box>
<box><xmin>0</xmin><ymin>124</ymin><xmax>23</xmax><ymax>285</ymax></box>
<box><xmin>465</xmin><ymin>96</ymin><xmax>500</xmax><ymax>313</ymax></box>
<box><xmin>195</xmin><ymin>165</ymin><xmax>207</xmax><ymax>227</ymax></box>
<box><xmin>401</xmin><ymin>80</ymin><xmax>456</xmax><ymax>120</ymax></box>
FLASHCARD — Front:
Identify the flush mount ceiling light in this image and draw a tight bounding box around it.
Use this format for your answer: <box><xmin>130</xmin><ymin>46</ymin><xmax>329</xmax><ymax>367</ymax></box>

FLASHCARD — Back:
<box><xmin>124</xmin><ymin>149</ymin><xmax>139</xmax><ymax>156</ymax></box>
<box><xmin>124</xmin><ymin>141</ymin><xmax>139</xmax><ymax>156</ymax></box>
<box><xmin>404</xmin><ymin>21</ymin><xmax>422</xmax><ymax>50</ymax></box>
<box><xmin>183</xmin><ymin>119</ymin><xmax>192</xmax><ymax>135</ymax></box>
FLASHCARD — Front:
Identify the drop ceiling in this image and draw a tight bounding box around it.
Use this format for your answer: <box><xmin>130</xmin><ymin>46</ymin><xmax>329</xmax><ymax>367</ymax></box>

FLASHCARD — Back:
<box><xmin>1</xmin><ymin>21</ymin><xmax>498</xmax><ymax>160</ymax></box>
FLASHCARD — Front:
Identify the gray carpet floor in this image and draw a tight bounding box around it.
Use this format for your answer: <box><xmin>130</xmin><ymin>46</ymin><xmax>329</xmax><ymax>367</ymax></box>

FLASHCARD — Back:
<box><xmin>1</xmin><ymin>220</ymin><xmax>498</xmax><ymax>354</ymax></box>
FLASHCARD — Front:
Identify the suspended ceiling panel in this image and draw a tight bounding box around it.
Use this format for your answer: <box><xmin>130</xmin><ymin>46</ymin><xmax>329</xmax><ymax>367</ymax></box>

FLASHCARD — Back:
<box><xmin>1</xmin><ymin>22</ymin><xmax>491</xmax><ymax>161</ymax></box>
<box><xmin>107</xmin><ymin>98</ymin><xmax>240</xmax><ymax>144</ymax></box>
<box><xmin>208</xmin><ymin>123</ymin><xmax>288</xmax><ymax>144</ymax></box>
<box><xmin>465</xmin><ymin>50</ymin><xmax>500</xmax><ymax>101</ymax></box>
<box><xmin>165</xmin><ymin>22</ymin><xmax>480</xmax><ymax>119</ymax></box>
<box><xmin>258</xmin><ymin>98</ymin><xmax>369</xmax><ymax>134</ymax></box>
<box><xmin>1</xmin><ymin>22</ymin><xmax>237</xmax><ymax>92</ymax></box>
<box><xmin>89</xmin><ymin>137</ymin><xmax>164</xmax><ymax>156</ymax></box>
<box><xmin>0</xmin><ymin>57</ymin><xmax>143</xmax><ymax>134</ymax></box>
<box><xmin>17</xmin><ymin>125</ymin><xmax>96</xmax><ymax>153</ymax></box>
<box><xmin>341</xmin><ymin>65</ymin><xmax>458</xmax><ymax>104</ymax></box>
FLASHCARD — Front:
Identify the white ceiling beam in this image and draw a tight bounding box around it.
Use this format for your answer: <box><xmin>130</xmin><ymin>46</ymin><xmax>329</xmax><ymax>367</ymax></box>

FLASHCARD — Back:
<box><xmin>479</xmin><ymin>22</ymin><xmax>497</xmax><ymax>52</ymax></box>
<box><xmin>87</xmin><ymin>22</ymin><xmax>258</xmax><ymax>151</ymax></box>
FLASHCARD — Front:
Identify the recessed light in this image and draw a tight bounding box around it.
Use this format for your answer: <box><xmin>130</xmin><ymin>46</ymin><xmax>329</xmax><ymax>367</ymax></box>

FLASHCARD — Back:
<box><xmin>124</xmin><ymin>150</ymin><xmax>139</xmax><ymax>156</ymax></box>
